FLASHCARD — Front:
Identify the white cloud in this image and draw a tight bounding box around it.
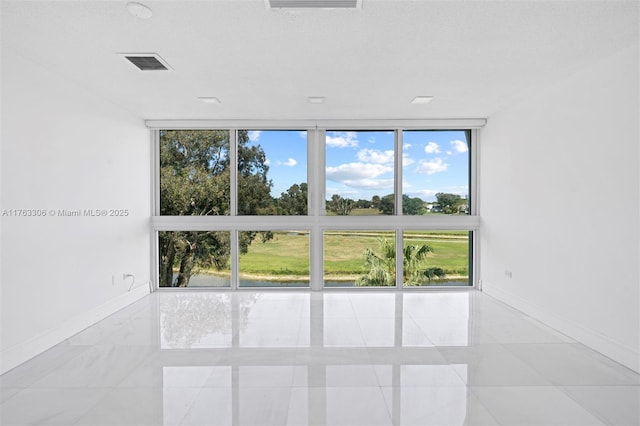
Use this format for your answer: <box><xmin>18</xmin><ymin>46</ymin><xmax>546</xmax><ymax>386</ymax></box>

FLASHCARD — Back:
<box><xmin>326</xmin><ymin>131</ymin><xmax>359</xmax><ymax>148</ymax></box>
<box><xmin>440</xmin><ymin>186</ymin><xmax>468</xmax><ymax>197</ymax></box>
<box><xmin>403</xmin><ymin>153</ymin><xmax>415</xmax><ymax>167</ymax></box>
<box><xmin>298</xmin><ymin>131</ymin><xmax>307</xmax><ymax>139</ymax></box>
<box><xmin>446</xmin><ymin>151</ymin><xmax>453</xmax><ymax>155</ymax></box>
<box><xmin>425</xmin><ymin>142</ymin><xmax>441</xmax><ymax>154</ymax></box>
<box><xmin>415</xmin><ymin>158</ymin><xmax>448</xmax><ymax>175</ymax></box>
<box><xmin>450</xmin><ymin>139</ymin><xmax>468</xmax><ymax>153</ymax></box>
<box><xmin>326</xmin><ymin>162</ymin><xmax>392</xmax><ymax>180</ymax></box>
<box><xmin>278</xmin><ymin>158</ymin><xmax>297</xmax><ymax>167</ymax></box>
<box><xmin>328</xmin><ymin>189</ymin><xmax>359</xmax><ymax>198</ymax></box>
<box><xmin>408</xmin><ymin>189</ymin><xmax>438</xmax><ymax>201</ymax></box>
<box><xmin>264</xmin><ymin>157</ymin><xmax>271</xmax><ymax>166</ymax></box>
<box><xmin>248</xmin><ymin>130</ymin><xmax>262</xmax><ymax>142</ymax></box>
<box><xmin>342</xmin><ymin>178</ymin><xmax>394</xmax><ymax>190</ymax></box>
<box><xmin>403</xmin><ymin>143</ymin><xmax>412</xmax><ymax>149</ymax></box>
<box><xmin>357</xmin><ymin>148</ymin><xmax>394</xmax><ymax>164</ymax></box>
<box><xmin>326</xmin><ymin>162</ymin><xmax>393</xmax><ymax>189</ymax></box>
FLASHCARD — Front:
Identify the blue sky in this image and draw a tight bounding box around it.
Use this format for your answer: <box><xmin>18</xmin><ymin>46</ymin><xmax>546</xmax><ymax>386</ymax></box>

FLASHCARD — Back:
<box><xmin>247</xmin><ymin>130</ymin><xmax>308</xmax><ymax>197</ymax></box>
<box><xmin>401</xmin><ymin>130</ymin><xmax>469</xmax><ymax>202</ymax></box>
<box><xmin>246</xmin><ymin>130</ymin><xmax>469</xmax><ymax>202</ymax></box>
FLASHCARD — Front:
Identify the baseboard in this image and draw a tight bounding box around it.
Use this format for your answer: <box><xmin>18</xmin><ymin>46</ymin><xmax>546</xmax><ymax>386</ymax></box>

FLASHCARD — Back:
<box><xmin>0</xmin><ymin>284</ymin><xmax>150</xmax><ymax>375</ymax></box>
<box><xmin>483</xmin><ymin>284</ymin><xmax>639</xmax><ymax>373</ymax></box>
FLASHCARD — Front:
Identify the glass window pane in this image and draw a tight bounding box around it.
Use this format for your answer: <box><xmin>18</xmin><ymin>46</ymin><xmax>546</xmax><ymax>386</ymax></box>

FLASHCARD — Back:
<box><xmin>160</xmin><ymin>130</ymin><xmax>230</xmax><ymax>216</ymax></box>
<box><xmin>158</xmin><ymin>231</ymin><xmax>231</xmax><ymax>287</ymax></box>
<box><xmin>238</xmin><ymin>230</ymin><xmax>310</xmax><ymax>287</ymax></box>
<box><xmin>324</xmin><ymin>231</ymin><xmax>396</xmax><ymax>287</ymax></box>
<box><xmin>238</xmin><ymin>130</ymin><xmax>307</xmax><ymax>215</ymax></box>
<box><xmin>402</xmin><ymin>130</ymin><xmax>470</xmax><ymax>215</ymax></box>
<box><xmin>402</xmin><ymin>231</ymin><xmax>470</xmax><ymax>286</ymax></box>
<box><xmin>325</xmin><ymin>131</ymin><xmax>395</xmax><ymax>216</ymax></box>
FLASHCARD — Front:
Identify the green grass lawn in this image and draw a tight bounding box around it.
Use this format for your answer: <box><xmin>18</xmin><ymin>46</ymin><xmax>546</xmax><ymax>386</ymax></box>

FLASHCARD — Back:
<box><xmin>237</xmin><ymin>230</ymin><xmax>469</xmax><ymax>279</ymax></box>
<box><xmin>239</xmin><ymin>231</ymin><xmax>311</xmax><ymax>276</ymax></box>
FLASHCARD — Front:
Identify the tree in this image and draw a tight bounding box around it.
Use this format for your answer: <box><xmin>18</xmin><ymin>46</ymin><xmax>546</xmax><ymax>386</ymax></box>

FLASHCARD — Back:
<box><xmin>159</xmin><ymin>130</ymin><xmax>272</xmax><ymax>287</ymax></box>
<box><xmin>327</xmin><ymin>194</ymin><xmax>354</xmax><ymax>215</ymax></box>
<box><xmin>402</xmin><ymin>195</ymin><xmax>426</xmax><ymax>215</ymax></box>
<box><xmin>356</xmin><ymin>237</ymin><xmax>396</xmax><ymax>286</ymax></box>
<box><xmin>356</xmin><ymin>237</ymin><xmax>446</xmax><ymax>286</ymax></box>
<box><xmin>371</xmin><ymin>195</ymin><xmax>381</xmax><ymax>209</ymax></box>
<box><xmin>378</xmin><ymin>194</ymin><xmax>394</xmax><ymax>215</ymax></box>
<box><xmin>355</xmin><ymin>199</ymin><xmax>372</xmax><ymax>209</ymax></box>
<box><xmin>435</xmin><ymin>192</ymin><xmax>463</xmax><ymax>214</ymax></box>
<box><xmin>378</xmin><ymin>194</ymin><xmax>425</xmax><ymax>215</ymax></box>
<box><xmin>237</xmin><ymin>135</ymin><xmax>273</xmax><ymax>215</ymax></box>
<box><xmin>403</xmin><ymin>244</ymin><xmax>446</xmax><ymax>285</ymax></box>
<box><xmin>276</xmin><ymin>182</ymin><xmax>307</xmax><ymax>215</ymax></box>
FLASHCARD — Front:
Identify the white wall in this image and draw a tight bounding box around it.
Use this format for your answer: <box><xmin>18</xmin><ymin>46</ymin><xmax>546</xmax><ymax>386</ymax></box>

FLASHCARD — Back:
<box><xmin>0</xmin><ymin>49</ymin><xmax>151</xmax><ymax>374</ymax></box>
<box><xmin>480</xmin><ymin>43</ymin><xmax>639</xmax><ymax>372</ymax></box>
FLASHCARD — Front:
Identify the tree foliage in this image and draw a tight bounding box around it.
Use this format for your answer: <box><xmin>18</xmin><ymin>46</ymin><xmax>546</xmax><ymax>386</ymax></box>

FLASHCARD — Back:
<box><xmin>159</xmin><ymin>130</ymin><xmax>273</xmax><ymax>287</ymax></box>
<box><xmin>378</xmin><ymin>194</ymin><xmax>395</xmax><ymax>215</ymax></box>
<box><xmin>356</xmin><ymin>237</ymin><xmax>446</xmax><ymax>286</ymax></box>
<box><xmin>435</xmin><ymin>192</ymin><xmax>465</xmax><ymax>214</ymax></box>
<box><xmin>371</xmin><ymin>195</ymin><xmax>381</xmax><ymax>209</ymax></box>
<box><xmin>276</xmin><ymin>183</ymin><xmax>308</xmax><ymax>215</ymax></box>
<box><xmin>402</xmin><ymin>195</ymin><xmax>426</xmax><ymax>215</ymax></box>
<box><xmin>355</xmin><ymin>199</ymin><xmax>372</xmax><ymax>209</ymax></box>
<box><xmin>356</xmin><ymin>237</ymin><xmax>396</xmax><ymax>286</ymax></box>
<box><xmin>327</xmin><ymin>194</ymin><xmax>354</xmax><ymax>215</ymax></box>
<box><xmin>378</xmin><ymin>194</ymin><xmax>426</xmax><ymax>215</ymax></box>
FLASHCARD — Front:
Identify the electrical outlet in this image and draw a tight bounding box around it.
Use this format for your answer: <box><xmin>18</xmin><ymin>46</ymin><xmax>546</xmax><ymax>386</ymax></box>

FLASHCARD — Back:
<box><xmin>112</xmin><ymin>274</ymin><xmax>131</xmax><ymax>286</ymax></box>
<box><xmin>504</xmin><ymin>270</ymin><xmax>513</xmax><ymax>279</ymax></box>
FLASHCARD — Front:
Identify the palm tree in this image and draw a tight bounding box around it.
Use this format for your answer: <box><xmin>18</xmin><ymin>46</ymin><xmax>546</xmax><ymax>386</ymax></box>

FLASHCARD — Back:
<box><xmin>403</xmin><ymin>244</ymin><xmax>446</xmax><ymax>285</ymax></box>
<box><xmin>356</xmin><ymin>237</ymin><xmax>396</xmax><ymax>286</ymax></box>
<box><xmin>356</xmin><ymin>237</ymin><xmax>446</xmax><ymax>286</ymax></box>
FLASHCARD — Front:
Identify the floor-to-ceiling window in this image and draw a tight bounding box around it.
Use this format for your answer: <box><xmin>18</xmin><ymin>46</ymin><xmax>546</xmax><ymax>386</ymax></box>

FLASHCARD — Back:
<box><xmin>151</xmin><ymin>120</ymin><xmax>482</xmax><ymax>290</ymax></box>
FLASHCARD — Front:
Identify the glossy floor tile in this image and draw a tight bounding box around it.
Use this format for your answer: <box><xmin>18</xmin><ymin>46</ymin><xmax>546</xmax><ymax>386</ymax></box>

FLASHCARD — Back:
<box><xmin>1</xmin><ymin>290</ymin><xmax>638</xmax><ymax>426</ymax></box>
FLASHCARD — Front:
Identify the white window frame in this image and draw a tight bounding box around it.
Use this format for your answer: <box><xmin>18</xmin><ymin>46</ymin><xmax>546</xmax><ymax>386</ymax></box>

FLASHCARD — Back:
<box><xmin>149</xmin><ymin>119</ymin><xmax>484</xmax><ymax>291</ymax></box>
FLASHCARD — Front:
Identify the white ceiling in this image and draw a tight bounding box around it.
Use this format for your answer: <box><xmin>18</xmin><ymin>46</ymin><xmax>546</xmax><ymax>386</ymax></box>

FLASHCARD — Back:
<box><xmin>2</xmin><ymin>0</ymin><xmax>638</xmax><ymax>120</ymax></box>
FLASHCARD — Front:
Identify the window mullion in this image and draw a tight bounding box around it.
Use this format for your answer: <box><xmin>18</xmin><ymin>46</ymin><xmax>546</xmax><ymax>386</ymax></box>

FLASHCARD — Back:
<box><xmin>230</xmin><ymin>130</ymin><xmax>238</xmax><ymax>217</ymax></box>
<box><xmin>230</xmin><ymin>130</ymin><xmax>238</xmax><ymax>289</ymax></box>
<box><xmin>395</xmin><ymin>130</ymin><xmax>403</xmax><ymax>289</ymax></box>
<box><xmin>395</xmin><ymin>129</ymin><xmax>403</xmax><ymax>216</ymax></box>
<box><xmin>396</xmin><ymin>229</ymin><xmax>403</xmax><ymax>289</ymax></box>
<box><xmin>151</xmin><ymin>130</ymin><xmax>160</xmax><ymax>291</ymax></box>
<box><xmin>311</xmin><ymin>128</ymin><xmax>325</xmax><ymax>291</ymax></box>
<box><xmin>470</xmin><ymin>128</ymin><xmax>479</xmax><ymax>216</ymax></box>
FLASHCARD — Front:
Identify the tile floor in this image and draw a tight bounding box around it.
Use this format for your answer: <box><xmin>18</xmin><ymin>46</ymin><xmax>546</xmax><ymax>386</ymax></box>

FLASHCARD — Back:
<box><xmin>0</xmin><ymin>290</ymin><xmax>638</xmax><ymax>425</ymax></box>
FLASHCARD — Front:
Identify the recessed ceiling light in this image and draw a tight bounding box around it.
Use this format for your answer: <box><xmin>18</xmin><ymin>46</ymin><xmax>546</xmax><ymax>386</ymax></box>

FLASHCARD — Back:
<box><xmin>199</xmin><ymin>97</ymin><xmax>221</xmax><ymax>104</ymax></box>
<box><xmin>126</xmin><ymin>2</ymin><xmax>153</xmax><ymax>19</ymax></box>
<box><xmin>308</xmin><ymin>97</ymin><xmax>326</xmax><ymax>104</ymax></box>
<box><xmin>411</xmin><ymin>96</ymin><xmax>434</xmax><ymax>104</ymax></box>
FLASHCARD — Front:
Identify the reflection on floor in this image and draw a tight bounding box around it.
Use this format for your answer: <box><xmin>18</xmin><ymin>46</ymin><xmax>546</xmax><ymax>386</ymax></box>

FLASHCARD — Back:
<box><xmin>1</xmin><ymin>291</ymin><xmax>638</xmax><ymax>425</ymax></box>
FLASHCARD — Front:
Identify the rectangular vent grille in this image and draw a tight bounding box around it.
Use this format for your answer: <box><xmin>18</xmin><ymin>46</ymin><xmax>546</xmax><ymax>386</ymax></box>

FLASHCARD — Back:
<box><xmin>268</xmin><ymin>0</ymin><xmax>360</xmax><ymax>8</ymax></box>
<box><xmin>120</xmin><ymin>53</ymin><xmax>173</xmax><ymax>71</ymax></box>
<box><xmin>126</xmin><ymin>56</ymin><xmax>167</xmax><ymax>71</ymax></box>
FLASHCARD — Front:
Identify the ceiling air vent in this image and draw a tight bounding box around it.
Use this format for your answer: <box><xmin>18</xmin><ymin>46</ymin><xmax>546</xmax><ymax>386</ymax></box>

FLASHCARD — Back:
<box><xmin>267</xmin><ymin>0</ymin><xmax>361</xmax><ymax>9</ymax></box>
<box><xmin>120</xmin><ymin>53</ymin><xmax>173</xmax><ymax>71</ymax></box>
